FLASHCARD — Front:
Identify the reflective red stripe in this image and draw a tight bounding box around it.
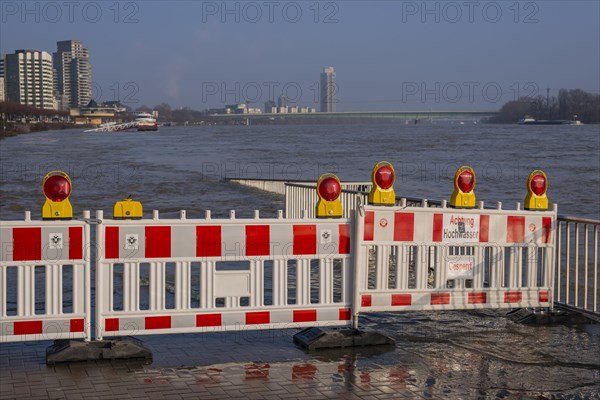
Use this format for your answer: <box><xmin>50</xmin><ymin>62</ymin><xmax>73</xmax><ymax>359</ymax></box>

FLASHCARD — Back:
<box><xmin>69</xmin><ymin>227</ymin><xmax>83</xmax><ymax>260</ymax></box>
<box><xmin>105</xmin><ymin>318</ymin><xmax>119</xmax><ymax>331</ymax></box>
<box><xmin>364</xmin><ymin>212</ymin><xmax>374</xmax><ymax>241</ymax></box>
<box><xmin>542</xmin><ymin>217</ymin><xmax>552</xmax><ymax>243</ymax></box>
<box><xmin>196</xmin><ymin>313</ymin><xmax>222</xmax><ymax>327</ymax></box>
<box><xmin>393</xmin><ymin>213</ymin><xmax>414</xmax><ymax>242</ymax></box>
<box><xmin>145</xmin><ymin>316</ymin><xmax>171</xmax><ymax>330</ymax></box>
<box><xmin>246</xmin><ymin>311</ymin><xmax>270</xmax><ymax>324</ymax></box>
<box><xmin>196</xmin><ymin>226</ymin><xmax>222</xmax><ymax>257</ymax></box>
<box><xmin>339</xmin><ymin>224</ymin><xmax>351</xmax><ymax>254</ymax></box>
<box><xmin>431</xmin><ymin>293</ymin><xmax>450</xmax><ymax>305</ymax></box>
<box><xmin>361</xmin><ymin>295</ymin><xmax>372</xmax><ymax>307</ymax></box>
<box><xmin>246</xmin><ymin>226</ymin><xmax>270</xmax><ymax>256</ymax></box>
<box><xmin>391</xmin><ymin>294</ymin><xmax>412</xmax><ymax>306</ymax></box>
<box><xmin>293</xmin><ymin>225</ymin><xmax>316</xmax><ymax>255</ymax></box>
<box><xmin>70</xmin><ymin>318</ymin><xmax>85</xmax><ymax>333</ymax></box>
<box><xmin>468</xmin><ymin>292</ymin><xmax>487</xmax><ymax>304</ymax></box>
<box><xmin>339</xmin><ymin>308</ymin><xmax>351</xmax><ymax>320</ymax></box>
<box><xmin>432</xmin><ymin>214</ymin><xmax>443</xmax><ymax>242</ymax></box>
<box><xmin>293</xmin><ymin>310</ymin><xmax>317</xmax><ymax>323</ymax></box>
<box><xmin>539</xmin><ymin>291</ymin><xmax>549</xmax><ymax>303</ymax></box>
<box><xmin>13</xmin><ymin>227</ymin><xmax>41</xmax><ymax>261</ymax></box>
<box><xmin>105</xmin><ymin>227</ymin><xmax>119</xmax><ymax>259</ymax></box>
<box><xmin>479</xmin><ymin>215</ymin><xmax>489</xmax><ymax>243</ymax></box>
<box><xmin>14</xmin><ymin>320</ymin><xmax>43</xmax><ymax>335</ymax></box>
<box><xmin>504</xmin><ymin>292</ymin><xmax>522</xmax><ymax>303</ymax></box>
<box><xmin>145</xmin><ymin>226</ymin><xmax>171</xmax><ymax>258</ymax></box>
<box><xmin>507</xmin><ymin>216</ymin><xmax>525</xmax><ymax>243</ymax></box>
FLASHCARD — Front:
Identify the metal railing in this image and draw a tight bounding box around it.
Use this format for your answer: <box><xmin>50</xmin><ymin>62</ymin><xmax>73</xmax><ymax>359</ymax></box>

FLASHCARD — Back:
<box><xmin>555</xmin><ymin>215</ymin><xmax>599</xmax><ymax>315</ymax></box>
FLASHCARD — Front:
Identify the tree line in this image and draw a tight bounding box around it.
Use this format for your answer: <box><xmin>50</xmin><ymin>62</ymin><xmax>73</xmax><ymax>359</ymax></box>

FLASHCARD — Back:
<box><xmin>488</xmin><ymin>89</ymin><xmax>600</xmax><ymax>123</ymax></box>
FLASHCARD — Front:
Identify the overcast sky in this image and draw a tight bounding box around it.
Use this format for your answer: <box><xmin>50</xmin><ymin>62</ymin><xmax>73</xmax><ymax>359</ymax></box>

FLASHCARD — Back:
<box><xmin>2</xmin><ymin>1</ymin><xmax>599</xmax><ymax>111</ymax></box>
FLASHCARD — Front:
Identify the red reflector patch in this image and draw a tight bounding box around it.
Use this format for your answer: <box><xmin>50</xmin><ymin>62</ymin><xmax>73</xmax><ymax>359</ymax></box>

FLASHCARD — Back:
<box><xmin>504</xmin><ymin>292</ymin><xmax>522</xmax><ymax>303</ymax></box>
<box><xmin>507</xmin><ymin>216</ymin><xmax>525</xmax><ymax>243</ymax></box>
<box><xmin>339</xmin><ymin>308</ymin><xmax>351</xmax><ymax>320</ymax></box>
<box><xmin>145</xmin><ymin>226</ymin><xmax>171</xmax><ymax>258</ymax></box>
<box><xmin>393</xmin><ymin>213</ymin><xmax>414</xmax><ymax>242</ymax></box>
<box><xmin>145</xmin><ymin>316</ymin><xmax>171</xmax><ymax>330</ymax></box>
<box><xmin>391</xmin><ymin>294</ymin><xmax>411</xmax><ymax>306</ymax></box>
<box><xmin>105</xmin><ymin>318</ymin><xmax>119</xmax><ymax>332</ymax></box>
<box><xmin>364</xmin><ymin>212</ymin><xmax>374</xmax><ymax>241</ymax></box>
<box><xmin>361</xmin><ymin>295</ymin><xmax>372</xmax><ymax>307</ymax></box>
<box><xmin>246</xmin><ymin>311</ymin><xmax>270</xmax><ymax>325</ymax></box>
<box><xmin>70</xmin><ymin>319</ymin><xmax>85</xmax><ymax>333</ymax></box>
<box><xmin>246</xmin><ymin>226</ymin><xmax>270</xmax><ymax>256</ymax></box>
<box><xmin>468</xmin><ymin>292</ymin><xmax>487</xmax><ymax>304</ymax></box>
<box><xmin>105</xmin><ymin>227</ymin><xmax>119</xmax><ymax>259</ymax></box>
<box><xmin>293</xmin><ymin>225</ymin><xmax>316</xmax><ymax>255</ymax></box>
<box><xmin>69</xmin><ymin>227</ymin><xmax>83</xmax><ymax>260</ymax></box>
<box><xmin>14</xmin><ymin>320</ymin><xmax>43</xmax><ymax>335</ymax></box>
<box><xmin>432</xmin><ymin>214</ymin><xmax>443</xmax><ymax>242</ymax></box>
<box><xmin>431</xmin><ymin>293</ymin><xmax>450</xmax><ymax>305</ymax></box>
<box><xmin>339</xmin><ymin>224</ymin><xmax>351</xmax><ymax>254</ymax></box>
<box><xmin>539</xmin><ymin>291</ymin><xmax>549</xmax><ymax>303</ymax></box>
<box><xmin>479</xmin><ymin>215</ymin><xmax>489</xmax><ymax>243</ymax></box>
<box><xmin>196</xmin><ymin>226</ymin><xmax>222</xmax><ymax>257</ymax></box>
<box><xmin>293</xmin><ymin>310</ymin><xmax>317</xmax><ymax>323</ymax></box>
<box><xmin>196</xmin><ymin>314</ymin><xmax>222</xmax><ymax>327</ymax></box>
<box><xmin>13</xmin><ymin>227</ymin><xmax>41</xmax><ymax>261</ymax></box>
<box><xmin>542</xmin><ymin>217</ymin><xmax>552</xmax><ymax>243</ymax></box>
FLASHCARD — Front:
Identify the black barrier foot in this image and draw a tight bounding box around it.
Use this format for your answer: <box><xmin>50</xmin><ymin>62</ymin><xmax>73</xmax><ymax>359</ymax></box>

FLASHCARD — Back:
<box><xmin>293</xmin><ymin>327</ymin><xmax>395</xmax><ymax>351</ymax></box>
<box><xmin>506</xmin><ymin>307</ymin><xmax>597</xmax><ymax>325</ymax></box>
<box><xmin>46</xmin><ymin>338</ymin><xmax>152</xmax><ymax>364</ymax></box>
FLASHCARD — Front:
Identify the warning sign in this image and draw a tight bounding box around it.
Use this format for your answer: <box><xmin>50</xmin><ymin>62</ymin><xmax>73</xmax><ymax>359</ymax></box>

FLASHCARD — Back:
<box><xmin>442</xmin><ymin>214</ymin><xmax>480</xmax><ymax>243</ymax></box>
<box><xmin>447</xmin><ymin>256</ymin><xmax>474</xmax><ymax>279</ymax></box>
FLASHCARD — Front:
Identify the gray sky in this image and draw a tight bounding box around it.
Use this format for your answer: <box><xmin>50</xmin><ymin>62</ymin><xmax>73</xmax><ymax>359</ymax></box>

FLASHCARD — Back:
<box><xmin>2</xmin><ymin>0</ymin><xmax>599</xmax><ymax>111</ymax></box>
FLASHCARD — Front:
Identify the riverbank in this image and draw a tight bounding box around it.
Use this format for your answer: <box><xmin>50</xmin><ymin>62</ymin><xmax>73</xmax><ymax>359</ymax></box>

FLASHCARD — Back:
<box><xmin>0</xmin><ymin>122</ymin><xmax>89</xmax><ymax>139</ymax></box>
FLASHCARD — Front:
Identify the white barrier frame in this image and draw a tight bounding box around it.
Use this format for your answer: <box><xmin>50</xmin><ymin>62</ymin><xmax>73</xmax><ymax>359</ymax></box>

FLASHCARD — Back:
<box><xmin>351</xmin><ymin>202</ymin><xmax>557</xmax><ymax>327</ymax></box>
<box><xmin>0</xmin><ymin>211</ymin><xmax>92</xmax><ymax>343</ymax></box>
<box><xmin>94</xmin><ymin>210</ymin><xmax>353</xmax><ymax>340</ymax></box>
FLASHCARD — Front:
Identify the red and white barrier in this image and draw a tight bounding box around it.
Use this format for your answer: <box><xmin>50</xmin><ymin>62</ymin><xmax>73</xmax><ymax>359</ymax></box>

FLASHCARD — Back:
<box><xmin>353</xmin><ymin>203</ymin><xmax>556</xmax><ymax>317</ymax></box>
<box><xmin>0</xmin><ymin>212</ymin><xmax>91</xmax><ymax>343</ymax></box>
<box><xmin>94</xmin><ymin>210</ymin><xmax>353</xmax><ymax>340</ymax></box>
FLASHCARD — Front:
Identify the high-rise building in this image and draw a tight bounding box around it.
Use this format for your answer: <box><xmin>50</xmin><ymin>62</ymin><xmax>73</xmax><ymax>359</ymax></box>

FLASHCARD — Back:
<box><xmin>5</xmin><ymin>50</ymin><xmax>56</xmax><ymax>109</ymax></box>
<box><xmin>0</xmin><ymin>57</ymin><xmax>5</xmax><ymax>102</ymax></box>
<box><xmin>320</xmin><ymin>66</ymin><xmax>336</xmax><ymax>113</ymax></box>
<box><xmin>54</xmin><ymin>40</ymin><xmax>92</xmax><ymax>109</ymax></box>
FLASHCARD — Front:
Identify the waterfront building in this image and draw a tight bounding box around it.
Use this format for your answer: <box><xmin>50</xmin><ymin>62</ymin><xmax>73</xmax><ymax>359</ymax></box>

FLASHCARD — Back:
<box><xmin>264</xmin><ymin>100</ymin><xmax>276</xmax><ymax>113</ymax></box>
<box><xmin>5</xmin><ymin>50</ymin><xmax>56</xmax><ymax>109</ymax></box>
<box><xmin>277</xmin><ymin>96</ymin><xmax>288</xmax><ymax>108</ymax></box>
<box><xmin>320</xmin><ymin>66</ymin><xmax>336</xmax><ymax>112</ymax></box>
<box><xmin>54</xmin><ymin>40</ymin><xmax>93</xmax><ymax>109</ymax></box>
<box><xmin>0</xmin><ymin>57</ymin><xmax>5</xmax><ymax>102</ymax></box>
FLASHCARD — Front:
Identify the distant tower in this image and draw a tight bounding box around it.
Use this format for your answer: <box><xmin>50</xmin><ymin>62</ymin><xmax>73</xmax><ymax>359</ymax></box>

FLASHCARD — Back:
<box><xmin>277</xmin><ymin>95</ymin><xmax>288</xmax><ymax>108</ymax></box>
<box><xmin>5</xmin><ymin>50</ymin><xmax>56</xmax><ymax>109</ymax></box>
<box><xmin>54</xmin><ymin>40</ymin><xmax>93</xmax><ymax>109</ymax></box>
<box><xmin>320</xmin><ymin>66</ymin><xmax>336</xmax><ymax>112</ymax></box>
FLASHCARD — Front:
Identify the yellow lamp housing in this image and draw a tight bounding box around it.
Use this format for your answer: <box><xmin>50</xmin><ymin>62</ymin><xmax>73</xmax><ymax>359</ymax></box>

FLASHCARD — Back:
<box><xmin>368</xmin><ymin>161</ymin><xmax>396</xmax><ymax>206</ymax></box>
<box><xmin>524</xmin><ymin>170</ymin><xmax>549</xmax><ymax>210</ymax></box>
<box><xmin>42</xmin><ymin>170</ymin><xmax>73</xmax><ymax>220</ymax></box>
<box><xmin>450</xmin><ymin>166</ymin><xmax>476</xmax><ymax>208</ymax></box>
<box><xmin>114</xmin><ymin>197</ymin><xmax>143</xmax><ymax>219</ymax></box>
<box><xmin>316</xmin><ymin>173</ymin><xmax>343</xmax><ymax>218</ymax></box>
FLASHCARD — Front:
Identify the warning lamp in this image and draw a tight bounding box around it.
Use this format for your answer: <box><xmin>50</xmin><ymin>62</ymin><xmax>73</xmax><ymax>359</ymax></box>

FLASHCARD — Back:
<box><xmin>114</xmin><ymin>196</ymin><xmax>143</xmax><ymax>219</ymax></box>
<box><xmin>524</xmin><ymin>170</ymin><xmax>549</xmax><ymax>210</ymax></box>
<box><xmin>368</xmin><ymin>161</ymin><xmax>396</xmax><ymax>205</ymax></box>
<box><xmin>450</xmin><ymin>166</ymin><xmax>476</xmax><ymax>208</ymax></box>
<box><xmin>316</xmin><ymin>173</ymin><xmax>343</xmax><ymax>218</ymax></box>
<box><xmin>42</xmin><ymin>170</ymin><xmax>73</xmax><ymax>220</ymax></box>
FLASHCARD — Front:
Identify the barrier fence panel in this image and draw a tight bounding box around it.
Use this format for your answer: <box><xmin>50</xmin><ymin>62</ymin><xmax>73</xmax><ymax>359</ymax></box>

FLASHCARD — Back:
<box><xmin>352</xmin><ymin>203</ymin><xmax>556</xmax><ymax>321</ymax></box>
<box><xmin>285</xmin><ymin>183</ymin><xmax>370</xmax><ymax>219</ymax></box>
<box><xmin>555</xmin><ymin>216</ymin><xmax>599</xmax><ymax>314</ymax></box>
<box><xmin>0</xmin><ymin>212</ymin><xmax>91</xmax><ymax>343</ymax></box>
<box><xmin>95</xmin><ymin>210</ymin><xmax>353</xmax><ymax>340</ymax></box>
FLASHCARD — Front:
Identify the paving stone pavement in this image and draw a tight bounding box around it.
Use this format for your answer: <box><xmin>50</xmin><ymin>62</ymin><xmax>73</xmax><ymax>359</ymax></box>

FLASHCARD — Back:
<box><xmin>1</xmin><ymin>328</ymin><xmax>444</xmax><ymax>400</ymax></box>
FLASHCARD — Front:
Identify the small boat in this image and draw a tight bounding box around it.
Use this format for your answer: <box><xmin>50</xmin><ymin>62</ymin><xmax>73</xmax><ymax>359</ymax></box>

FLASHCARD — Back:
<box><xmin>518</xmin><ymin>115</ymin><xmax>569</xmax><ymax>125</ymax></box>
<box><xmin>135</xmin><ymin>113</ymin><xmax>159</xmax><ymax>131</ymax></box>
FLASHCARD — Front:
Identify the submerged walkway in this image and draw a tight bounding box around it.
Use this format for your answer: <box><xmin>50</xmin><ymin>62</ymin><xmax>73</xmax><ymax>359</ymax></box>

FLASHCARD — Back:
<box><xmin>2</xmin><ymin>311</ymin><xmax>599</xmax><ymax>399</ymax></box>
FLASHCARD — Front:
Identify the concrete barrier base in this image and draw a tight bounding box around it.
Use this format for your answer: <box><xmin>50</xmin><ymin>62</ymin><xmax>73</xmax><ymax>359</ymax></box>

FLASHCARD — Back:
<box><xmin>293</xmin><ymin>327</ymin><xmax>395</xmax><ymax>351</ymax></box>
<box><xmin>46</xmin><ymin>337</ymin><xmax>152</xmax><ymax>364</ymax></box>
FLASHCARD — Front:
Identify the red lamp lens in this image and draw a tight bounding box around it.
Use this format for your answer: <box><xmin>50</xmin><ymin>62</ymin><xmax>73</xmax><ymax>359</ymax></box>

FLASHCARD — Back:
<box><xmin>457</xmin><ymin>170</ymin><xmax>474</xmax><ymax>193</ymax></box>
<box><xmin>43</xmin><ymin>175</ymin><xmax>71</xmax><ymax>202</ymax></box>
<box><xmin>375</xmin><ymin>165</ymin><xmax>394</xmax><ymax>189</ymax></box>
<box><xmin>530</xmin><ymin>174</ymin><xmax>546</xmax><ymax>196</ymax></box>
<box><xmin>318</xmin><ymin>177</ymin><xmax>341</xmax><ymax>201</ymax></box>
